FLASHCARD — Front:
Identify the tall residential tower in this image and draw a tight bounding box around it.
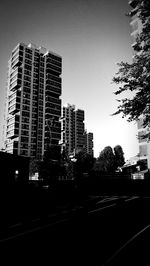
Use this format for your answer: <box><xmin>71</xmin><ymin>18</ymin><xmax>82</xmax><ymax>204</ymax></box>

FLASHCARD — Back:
<box><xmin>129</xmin><ymin>0</ymin><xmax>150</xmax><ymax>169</ymax></box>
<box><xmin>61</xmin><ymin>104</ymin><xmax>94</xmax><ymax>157</ymax></box>
<box><xmin>4</xmin><ymin>43</ymin><xmax>62</xmax><ymax>160</ymax></box>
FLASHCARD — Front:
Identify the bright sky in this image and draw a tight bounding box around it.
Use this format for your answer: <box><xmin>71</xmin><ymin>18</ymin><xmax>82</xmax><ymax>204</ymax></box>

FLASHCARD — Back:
<box><xmin>0</xmin><ymin>0</ymin><xmax>139</xmax><ymax>160</ymax></box>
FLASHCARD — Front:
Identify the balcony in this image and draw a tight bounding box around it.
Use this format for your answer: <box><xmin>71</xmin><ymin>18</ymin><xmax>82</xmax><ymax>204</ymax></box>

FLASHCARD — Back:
<box><xmin>45</xmin><ymin>95</ymin><xmax>61</xmax><ymax>105</ymax></box>
<box><xmin>10</xmin><ymin>78</ymin><xmax>22</xmax><ymax>91</ymax></box>
<box><xmin>7</xmin><ymin>114</ymin><xmax>20</xmax><ymax>126</ymax></box>
<box><xmin>46</xmin><ymin>73</ymin><xmax>61</xmax><ymax>83</ymax></box>
<box><xmin>11</xmin><ymin>56</ymin><xmax>23</xmax><ymax>68</ymax></box>
<box><xmin>7</xmin><ymin>128</ymin><xmax>19</xmax><ymax>139</ymax></box>
<box><xmin>45</xmin><ymin>107</ymin><xmax>61</xmax><ymax>117</ymax></box>
<box><xmin>6</xmin><ymin>140</ymin><xmax>18</xmax><ymax>152</ymax></box>
<box><xmin>8</xmin><ymin>103</ymin><xmax>20</xmax><ymax>115</ymax></box>
<box><xmin>45</xmin><ymin>86</ymin><xmax>61</xmax><ymax>96</ymax></box>
<box><xmin>9</xmin><ymin>97</ymin><xmax>20</xmax><ymax>110</ymax></box>
<box><xmin>46</xmin><ymin>63</ymin><xmax>61</xmax><ymax>75</ymax></box>
<box><xmin>9</xmin><ymin>90</ymin><xmax>21</xmax><ymax>102</ymax></box>
<box><xmin>46</xmin><ymin>79</ymin><xmax>61</xmax><ymax>88</ymax></box>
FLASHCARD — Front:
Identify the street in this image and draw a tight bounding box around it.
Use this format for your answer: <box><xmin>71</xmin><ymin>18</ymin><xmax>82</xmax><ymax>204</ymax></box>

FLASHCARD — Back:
<box><xmin>1</xmin><ymin>191</ymin><xmax>150</xmax><ymax>265</ymax></box>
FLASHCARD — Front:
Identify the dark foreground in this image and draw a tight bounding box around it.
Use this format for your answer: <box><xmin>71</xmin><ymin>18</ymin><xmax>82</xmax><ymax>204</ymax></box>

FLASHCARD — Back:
<box><xmin>1</xmin><ymin>179</ymin><xmax>150</xmax><ymax>265</ymax></box>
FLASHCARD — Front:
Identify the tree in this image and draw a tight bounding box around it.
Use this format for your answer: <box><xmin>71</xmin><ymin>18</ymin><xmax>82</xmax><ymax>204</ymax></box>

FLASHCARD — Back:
<box><xmin>29</xmin><ymin>158</ymin><xmax>41</xmax><ymax>179</ymax></box>
<box><xmin>112</xmin><ymin>0</ymin><xmax>150</xmax><ymax>132</ymax></box>
<box><xmin>40</xmin><ymin>144</ymin><xmax>62</xmax><ymax>183</ymax></box>
<box><xmin>114</xmin><ymin>145</ymin><xmax>125</xmax><ymax>169</ymax></box>
<box><xmin>97</xmin><ymin>146</ymin><xmax>115</xmax><ymax>173</ymax></box>
<box><xmin>74</xmin><ymin>151</ymin><xmax>95</xmax><ymax>178</ymax></box>
<box><xmin>94</xmin><ymin>145</ymin><xmax>125</xmax><ymax>173</ymax></box>
<box><xmin>61</xmin><ymin>149</ymin><xmax>74</xmax><ymax>179</ymax></box>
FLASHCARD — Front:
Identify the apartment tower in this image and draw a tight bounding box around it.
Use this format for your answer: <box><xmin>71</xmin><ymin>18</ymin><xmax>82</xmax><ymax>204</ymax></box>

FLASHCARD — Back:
<box><xmin>5</xmin><ymin>43</ymin><xmax>62</xmax><ymax>160</ymax></box>
<box><xmin>62</xmin><ymin>104</ymin><xmax>94</xmax><ymax>157</ymax></box>
<box><xmin>62</xmin><ymin>104</ymin><xmax>85</xmax><ymax>156</ymax></box>
<box><xmin>84</xmin><ymin>131</ymin><xmax>94</xmax><ymax>157</ymax></box>
<box><xmin>62</xmin><ymin>104</ymin><xmax>75</xmax><ymax>155</ymax></box>
<box><xmin>129</xmin><ymin>0</ymin><xmax>150</xmax><ymax>169</ymax></box>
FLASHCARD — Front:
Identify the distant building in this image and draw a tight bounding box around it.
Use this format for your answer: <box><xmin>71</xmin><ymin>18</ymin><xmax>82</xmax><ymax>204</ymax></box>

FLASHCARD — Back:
<box><xmin>75</xmin><ymin>108</ymin><xmax>85</xmax><ymax>154</ymax></box>
<box><xmin>4</xmin><ymin>43</ymin><xmax>62</xmax><ymax>160</ymax></box>
<box><xmin>84</xmin><ymin>131</ymin><xmax>94</xmax><ymax>157</ymax></box>
<box><xmin>61</xmin><ymin>104</ymin><xmax>75</xmax><ymax>155</ymax></box>
<box><xmin>61</xmin><ymin>104</ymin><xmax>94</xmax><ymax>156</ymax></box>
<box><xmin>129</xmin><ymin>0</ymin><xmax>150</xmax><ymax>169</ymax></box>
<box><xmin>129</xmin><ymin>0</ymin><xmax>142</xmax><ymax>50</ymax></box>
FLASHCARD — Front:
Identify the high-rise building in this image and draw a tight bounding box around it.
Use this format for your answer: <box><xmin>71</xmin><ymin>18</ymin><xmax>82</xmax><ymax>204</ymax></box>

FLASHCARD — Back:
<box><xmin>75</xmin><ymin>108</ymin><xmax>85</xmax><ymax>154</ymax></box>
<box><xmin>129</xmin><ymin>0</ymin><xmax>150</xmax><ymax>169</ymax></box>
<box><xmin>84</xmin><ymin>131</ymin><xmax>94</xmax><ymax>157</ymax></box>
<box><xmin>62</xmin><ymin>104</ymin><xmax>75</xmax><ymax>155</ymax></box>
<box><xmin>129</xmin><ymin>0</ymin><xmax>142</xmax><ymax>50</ymax></box>
<box><xmin>4</xmin><ymin>43</ymin><xmax>62</xmax><ymax>160</ymax></box>
<box><xmin>62</xmin><ymin>104</ymin><xmax>85</xmax><ymax>156</ymax></box>
<box><xmin>61</xmin><ymin>104</ymin><xmax>94</xmax><ymax>157</ymax></box>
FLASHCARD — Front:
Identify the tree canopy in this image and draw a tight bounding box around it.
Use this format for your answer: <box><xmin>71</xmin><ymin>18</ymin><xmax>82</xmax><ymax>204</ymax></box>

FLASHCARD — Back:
<box><xmin>112</xmin><ymin>0</ymin><xmax>150</xmax><ymax>130</ymax></box>
<box><xmin>114</xmin><ymin>145</ymin><xmax>125</xmax><ymax>169</ymax></box>
<box><xmin>94</xmin><ymin>145</ymin><xmax>125</xmax><ymax>173</ymax></box>
<box><xmin>75</xmin><ymin>151</ymin><xmax>95</xmax><ymax>176</ymax></box>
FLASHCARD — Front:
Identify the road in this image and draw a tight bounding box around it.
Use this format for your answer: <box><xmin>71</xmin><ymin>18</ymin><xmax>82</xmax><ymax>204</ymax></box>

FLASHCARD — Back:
<box><xmin>1</xmin><ymin>193</ymin><xmax>150</xmax><ymax>265</ymax></box>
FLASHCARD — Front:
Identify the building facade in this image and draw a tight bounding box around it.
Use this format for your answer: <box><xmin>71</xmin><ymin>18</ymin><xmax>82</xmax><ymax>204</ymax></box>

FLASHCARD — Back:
<box><xmin>129</xmin><ymin>0</ymin><xmax>150</xmax><ymax>169</ymax></box>
<box><xmin>84</xmin><ymin>131</ymin><xmax>94</xmax><ymax>157</ymax></box>
<box><xmin>75</xmin><ymin>108</ymin><xmax>85</xmax><ymax>154</ymax></box>
<box><xmin>61</xmin><ymin>104</ymin><xmax>94</xmax><ymax>157</ymax></box>
<box><xmin>4</xmin><ymin>43</ymin><xmax>62</xmax><ymax>160</ymax></box>
<box><xmin>61</xmin><ymin>104</ymin><xmax>75</xmax><ymax>155</ymax></box>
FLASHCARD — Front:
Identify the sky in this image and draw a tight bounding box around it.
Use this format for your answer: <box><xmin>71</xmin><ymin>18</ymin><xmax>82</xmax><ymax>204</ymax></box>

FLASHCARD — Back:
<box><xmin>0</xmin><ymin>0</ymin><xmax>139</xmax><ymax>160</ymax></box>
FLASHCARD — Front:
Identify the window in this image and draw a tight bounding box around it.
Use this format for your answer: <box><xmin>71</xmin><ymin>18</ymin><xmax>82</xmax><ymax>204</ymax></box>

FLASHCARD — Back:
<box><xmin>23</xmin><ymin>99</ymin><xmax>30</xmax><ymax>105</ymax></box>
<box><xmin>21</xmin><ymin>129</ymin><xmax>29</xmax><ymax>136</ymax></box>
<box><xmin>20</xmin><ymin>150</ymin><xmax>28</xmax><ymax>156</ymax></box>
<box><xmin>25</xmin><ymin>53</ymin><xmax>32</xmax><ymax>60</ymax></box>
<box><xmin>24</xmin><ymin>64</ymin><xmax>32</xmax><ymax>71</ymax></box>
<box><xmin>22</xmin><ymin>117</ymin><xmax>29</xmax><ymax>123</ymax></box>
<box><xmin>23</xmin><ymin>104</ymin><xmax>30</xmax><ymax>111</ymax></box>
<box><xmin>21</xmin><ymin>136</ymin><xmax>29</xmax><ymax>142</ymax></box>
<box><xmin>138</xmin><ymin>131</ymin><xmax>147</xmax><ymax>143</ymax></box>
<box><xmin>24</xmin><ymin>81</ymin><xmax>31</xmax><ymax>87</ymax></box>
<box><xmin>25</xmin><ymin>59</ymin><xmax>32</xmax><ymax>65</ymax></box>
<box><xmin>24</xmin><ymin>75</ymin><xmax>31</xmax><ymax>82</ymax></box>
<box><xmin>25</xmin><ymin>48</ymin><xmax>32</xmax><ymax>54</ymax></box>
<box><xmin>139</xmin><ymin>145</ymin><xmax>147</xmax><ymax>156</ymax></box>
<box><xmin>22</xmin><ymin>111</ymin><xmax>30</xmax><ymax>117</ymax></box>
<box><xmin>24</xmin><ymin>69</ymin><xmax>31</xmax><ymax>76</ymax></box>
<box><xmin>22</xmin><ymin>124</ymin><xmax>29</xmax><ymax>130</ymax></box>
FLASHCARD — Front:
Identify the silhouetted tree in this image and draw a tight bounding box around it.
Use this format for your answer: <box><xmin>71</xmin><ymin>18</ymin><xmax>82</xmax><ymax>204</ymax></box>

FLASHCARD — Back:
<box><xmin>29</xmin><ymin>158</ymin><xmax>40</xmax><ymax>178</ymax></box>
<box><xmin>74</xmin><ymin>151</ymin><xmax>95</xmax><ymax>178</ymax></box>
<box><xmin>97</xmin><ymin>146</ymin><xmax>115</xmax><ymax>173</ymax></box>
<box><xmin>114</xmin><ymin>145</ymin><xmax>125</xmax><ymax>169</ymax></box>
<box><xmin>112</xmin><ymin>0</ymin><xmax>150</xmax><ymax>135</ymax></box>
<box><xmin>61</xmin><ymin>148</ymin><xmax>74</xmax><ymax>179</ymax></box>
<box><xmin>40</xmin><ymin>145</ymin><xmax>61</xmax><ymax>183</ymax></box>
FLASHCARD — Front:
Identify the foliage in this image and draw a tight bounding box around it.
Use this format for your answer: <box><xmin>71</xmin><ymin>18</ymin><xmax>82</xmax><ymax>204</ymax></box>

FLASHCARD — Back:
<box><xmin>74</xmin><ymin>151</ymin><xmax>95</xmax><ymax>178</ymax></box>
<box><xmin>29</xmin><ymin>158</ymin><xmax>41</xmax><ymax>177</ymax></box>
<box><xmin>96</xmin><ymin>146</ymin><xmax>115</xmax><ymax>173</ymax></box>
<box><xmin>114</xmin><ymin>145</ymin><xmax>125</xmax><ymax>169</ymax></box>
<box><xmin>61</xmin><ymin>149</ymin><xmax>74</xmax><ymax>179</ymax></box>
<box><xmin>40</xmin><ymin>144</ymin><xmax>62</xmax><ymax>182</ymax></box>
<box><xmin>94</xmin><ymin>145</ymin><xmax>125</xmax><ymax>173</ymax></box>
<box><xmin>43</xmin><ymin>144</ymin><xmax>61</xmax><ymax>162</ymax></box>
<box><xmin>112</xmin><ymin>0</ymin><xmax>150</xmax><ymax>129</ymax></box>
